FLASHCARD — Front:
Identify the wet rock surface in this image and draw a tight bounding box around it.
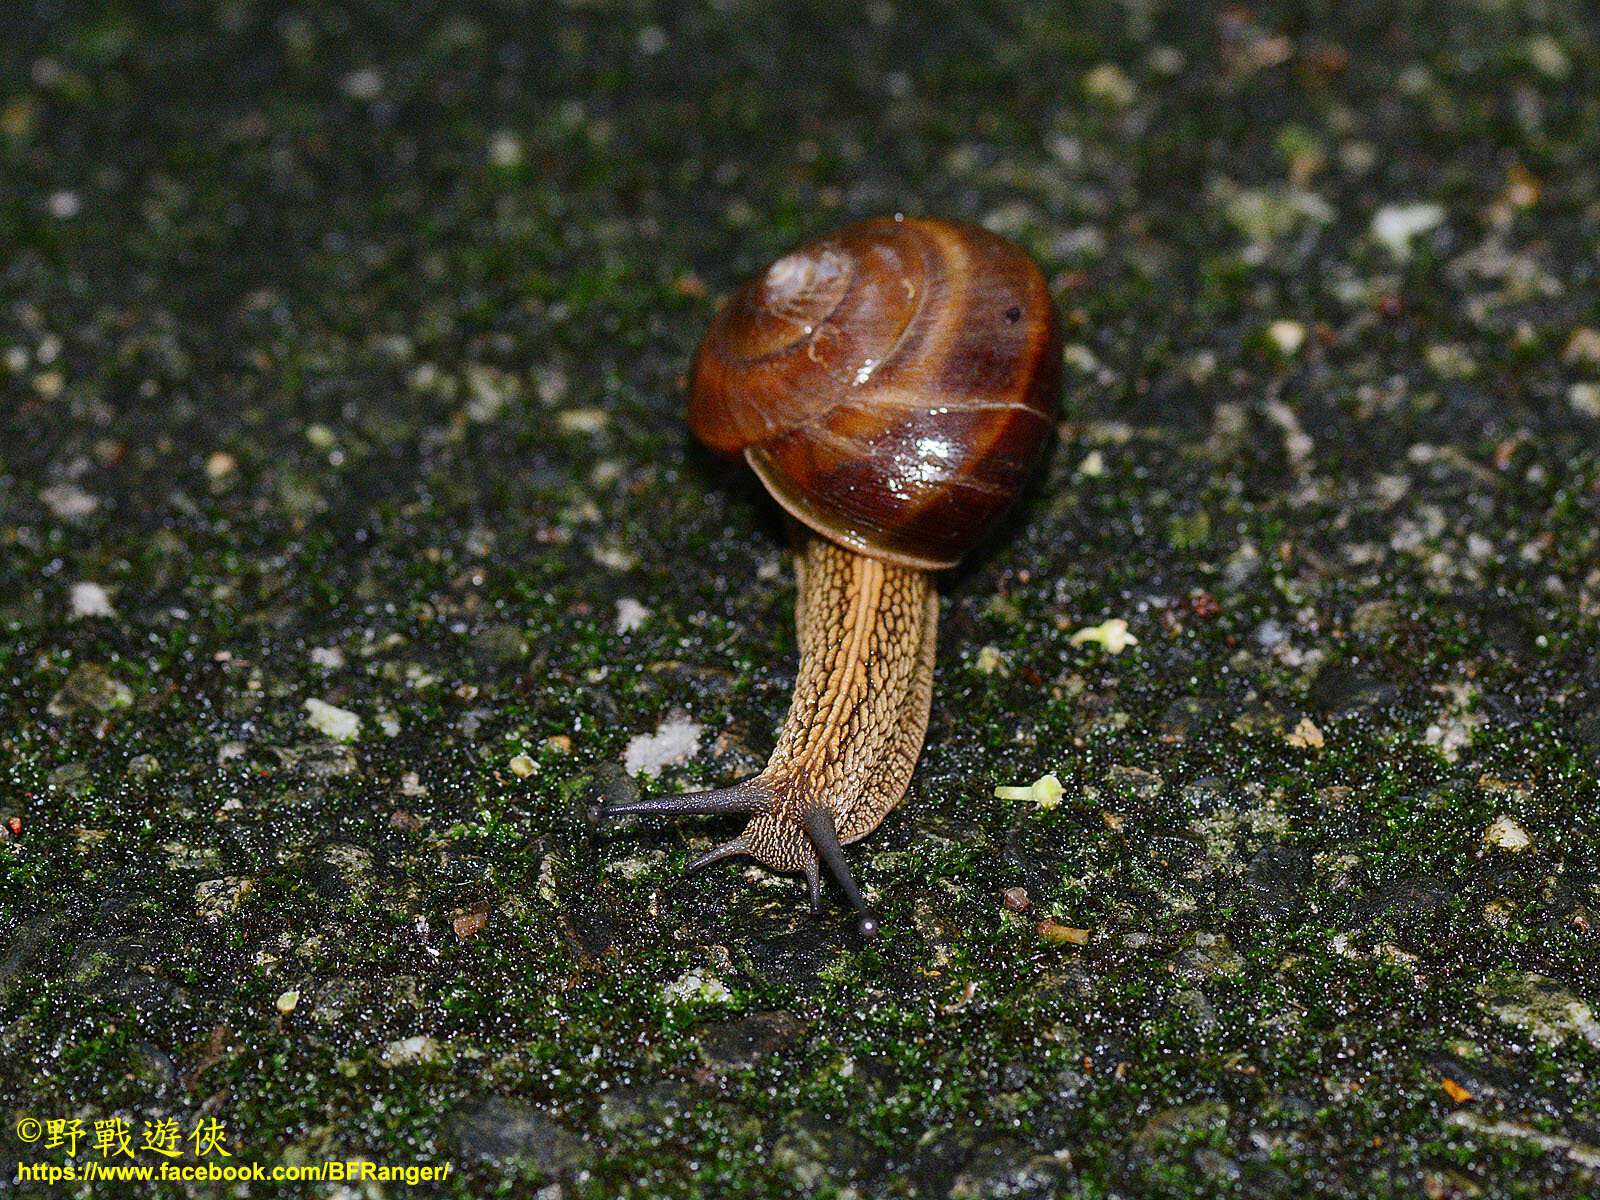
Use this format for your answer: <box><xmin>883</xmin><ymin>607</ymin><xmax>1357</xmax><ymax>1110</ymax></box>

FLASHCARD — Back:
<box><xmin>2</xmin><ymin>4</ymin><xmax>1598</xmax><ymax>1199</ymax></box>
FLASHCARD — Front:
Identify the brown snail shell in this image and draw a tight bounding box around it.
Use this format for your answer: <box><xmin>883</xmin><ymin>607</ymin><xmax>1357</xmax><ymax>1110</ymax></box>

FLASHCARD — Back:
<box><xmin>688</xmin><ymin>215</ymin><xmax>1061</xmax><ymax>570</ymax></box>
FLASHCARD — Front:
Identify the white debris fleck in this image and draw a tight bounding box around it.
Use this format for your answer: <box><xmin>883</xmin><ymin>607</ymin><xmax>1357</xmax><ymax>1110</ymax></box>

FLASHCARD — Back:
<box><xmin>381</xmin><ymin>1035</ymin><xmax>440</xmax><ymax>1065</ymax></box>
<box><xmin>559</xmin><ymin>407</ymin><xmax>608</xmax><ymax>434</ymax></box>
<box><xmin>1285</xmin><ymin>718</ymin><xmax>1325</xmax><ymax>749</ymax></box>
<box><xmin>1186</xmin><ymin>350</ymin><xmax>1219</xmax><ymax>383</ymax></box>
<box><xmin>1371</xmin><ymin>202</ymin><xmax>1445</xmax><ymax>258</ymax></box>
<box><xmin>1524</xmin><ymin>34</ymin><xmax>1570</xmax><ymax>79</ymax></box>
<box><xmin>275</xmin><ymin>989</ymin><xmax>299</xmax><ymax>1014</ymax></box>
<box><xmin>975</xmin><ymin>645</ymin><xmax>1004</xmax><ymax>675</ymax></box>
<box><xmin>1070</xmin><ymin>618</ymin><xmax>1138</xmax><ymax>654</ymax></box>
<box><xmin>1424</xmin><ymin>708</ymin><xmax>1484</xmax><ymax>761</ymax></box>
<box><xmin>39</xmin><ymin>483</ymin><xmax>99</xmax><ymax>519</ymax></box>
<box><xmin>509</xmin><ymin>754</ymin><xmax>536</xmax><ymax>778</ymax></box>
<box><xmin>606</xmin><ymin>853</ymin><xmax>663</xmax><ymax>881</ymax></box>
<box><xmin>616</xmin><ymin>597</ymin><xmax>651</xmax><ymax>633</ymax></box>
<box><xmin>1485</xmin><ymin>814</ymin><xmax>1532</xmax><ymax>852</ymax></box>
<box><xmin>1266</xmin><ymin>319</ymin><xmax>1306</xmax><ymax>355</ymax></box>
<box><xmin>487</xmin><ymin>129</ymin><xmax>523</xmax><ymax>168</ymax></box>
<box><xmin>590</xmin><ymin>544</ymin><xmax>636</xmax><ymax>571</ymax></box>
<box><xmin>46</xmin><ymin>190</ymin><xmax>81</xmax><ymax>219</ymax></box>
<box><xmin>341</xmin><ymin>67</ymin><xmax>384</xmax><ymax>100</ymax></box>
<box><xmin>1568</xmin><ymin>383</ymin><xmax>1600</xmax><ymax>419</ymax></box>
<box><xmin>1564</xmin><ymin>328</ymin><xmax>1600</xmax><ymax>366</ymax></box>
<box><xmin>1063</xmin><ymin>343</ymin><xmax>1100</xmax><ymax>373</ymax></box>
<box><xmin>1082</xmin><ymin>62</ymin><xmax>1136</xmax><ymax>106</ymax></box>
<box><xmin>1076</xmin><ymin>450</ymin><xmax>1107</xmax><ymax>478</ymax></box>
<box><xmin>1480</xmin><ymin>974</ymin><xmax>1600</xmax><ymax>1051</ymax></box>
<box><xmin>624</xmin><ymin>720</ymin><xmax>703</xmax><ymax>777</ymax></box>
<box><xmin>1426</xmin><ymin>342</ymin><xmax>1477</xmax><ymax>378</ymax></box>
<box><xmin>69</xmin><ymin>581</ymin><xmax>116</xmax><ymax>619</ymax></box>
<box><xmin>852</xmin><ymin>358</ymin><xmax>878</xmax><ymax>385</ymax></box>
<box><xmin>304</xmin><ymin>697</ymin><xmax>362</xmax><ymax>741</ymax></box>
<box><xmin>463</xmin><ymin>364</ymin><xmax>519</xmax><ymax>422</ymax></box>
<box><xmin>537</xmin><ymin>853</ymin><xmax>559</xmax><ymax>903</ymax></box>
<box><xmin>661</xmin><ymin>969</ymin><xmax>733</xmax><ymax>1006</ymax></box>
<box><xmin>994</xmin><ymin>773</ymin><xmax>1065</xmax><ymax>810</ymax></box>
<box><xmin>533</xmin><ymin>364</ymin><xmax>570</xmax><ymax>405</ymax></box>
<box><xmin>1264</xmin><ymin>397</ymin><xmax>1314</xmax><ymax>464</ymax></box>
<box><xmin>310</xmin><ymin>646</ymin><xmax>345</xmax><ymax>670</ymax></box>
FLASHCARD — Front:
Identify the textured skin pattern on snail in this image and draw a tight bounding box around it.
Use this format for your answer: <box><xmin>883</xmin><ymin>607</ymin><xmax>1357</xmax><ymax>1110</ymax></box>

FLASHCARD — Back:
<box><xmin>689</xmin><ymin>216</ymin><xmax>1061</xmax><ymax>570</ymax></box>
<box><xmin>735</xmin><ymin>536</ymin><xmax>937</xmax><ymax>868</ymax></box>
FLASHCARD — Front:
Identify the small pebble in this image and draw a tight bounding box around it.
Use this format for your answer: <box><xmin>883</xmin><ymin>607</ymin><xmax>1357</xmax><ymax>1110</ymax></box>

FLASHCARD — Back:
<box><xmin>1038</xmin><ymin>920</ymin><xmax>1093</xmax><ymax>945</ymax></box>
<box><xmin>46</xmin><ymin>189</ymin><xmax>81</xmax><ymax>219</ymax></box>
<box><xmin>304</xmin><ymin>697</ymin><xmax>362</xmax><ymax>741</ymax></box>
<box><xmin>1285</xmin><ymin>718</ymin><xmax>1325</xmax><ymax>749</ymax></box>
<box><xmin>1070</xmin><ymin>618</ymin><xmax>1138</xmax><ymax>654</ymax></box>
<box><xmin>623</xmin><ymin>720</ymin><xmax>702</xmax><ymax>777</ymax></box>
<box><xmin>616</xmin><ymin>597</ymin><xmax>650</xmax><ymax>633</ymax></box>
<box><xmin>382</xmin><ymin>1036</ymin><xmax>440</xmax><ymax>1065</ymax></box>
<box><xmin>341</xmin><ymin>67</ymin><xmax>384</xmax><ymax>100</ymax></box>
<box><xmin>661</xmin><ymin>970</ymin><xmax>733</xmax><ymax>1006</ymax></box>
<box><xmin>39</xmin><ymin>483</ymin><xmax>99</xmax><ymax>519</ymax></box>
<box><xmin>1082</xmin><ymin>62</ymin><xmax>1136</xmax><ymax>106</ymax></box>
<box><xmin>309</xmin><ymin>646</ymin><xmax>345</xmax><ymax>670</ymax></box>
<box><xmin>1266</xmin><ymin>319</ymin><xmax>1305</xmax><ymax>355</ymax></box>
<box><xmin>68</xmin><ymin>581</ymin><xmax>116</xmax><ymax>619</ymax></box>
<box><xmin>1370</xmin><ymin>202</ymin><xmax>1445</xmax><ymax>258</ymax></box>
<box><xmin>559</xmin><ymin>407</ymin><xmax>608</xmax><ymax>434</ymax></box>
<box><xmin>1485</xmin><ymin>815</ymin><xmax>1532</xmax><ymax>852</ymax></box>
<box><xmin>487</xmin><ymin>129</ymin><xmax>523</xmax><ymax>168</ymax></box>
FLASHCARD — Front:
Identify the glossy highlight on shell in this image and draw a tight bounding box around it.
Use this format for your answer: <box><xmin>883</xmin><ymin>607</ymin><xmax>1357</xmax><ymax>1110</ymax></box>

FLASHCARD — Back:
<box><xmin>689</xmin><ymin>215</ymin><xmax>1061</xmax><ymax>569</ymax></box>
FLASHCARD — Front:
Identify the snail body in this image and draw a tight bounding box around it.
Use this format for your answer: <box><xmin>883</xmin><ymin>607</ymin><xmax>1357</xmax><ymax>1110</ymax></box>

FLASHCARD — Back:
<box><xmin>604</xmin><ymin>216</ymin><xmax>1060</xmax><ymax>936</ymax></box>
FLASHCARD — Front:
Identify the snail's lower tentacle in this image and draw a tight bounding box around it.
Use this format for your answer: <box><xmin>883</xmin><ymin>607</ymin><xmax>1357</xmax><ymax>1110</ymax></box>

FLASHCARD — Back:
<box><xmin>803</xmin><ymin>853</ymin><xmax>823</xmax><ymax>914</ymax></box>
<box><xmin>684</xmin><ymin>834</ymin><xmax>753</xmax><ymax>874</ymax></box>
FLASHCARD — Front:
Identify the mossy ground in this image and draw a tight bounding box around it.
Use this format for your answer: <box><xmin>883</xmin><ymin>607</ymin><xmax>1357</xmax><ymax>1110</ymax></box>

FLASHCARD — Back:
<box><xmin>2</xmin><ymin>3</ymin><xmax>1597</xmax><ymax>1198</ymax></box>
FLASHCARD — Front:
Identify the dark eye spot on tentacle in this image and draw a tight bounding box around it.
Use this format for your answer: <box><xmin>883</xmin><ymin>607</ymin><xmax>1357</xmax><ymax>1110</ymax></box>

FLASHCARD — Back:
<box><xmin>1004</xmin><ymin>305</ymin><xmax>1022</xmax><ymax>323</ymax></box>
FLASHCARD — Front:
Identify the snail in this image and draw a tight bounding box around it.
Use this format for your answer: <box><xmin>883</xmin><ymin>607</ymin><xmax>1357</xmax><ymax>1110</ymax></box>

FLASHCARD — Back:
<box><xmin>603</xmin><ymin>215</ymin><xmax>1061</xmax><ymax>937</ymax></box>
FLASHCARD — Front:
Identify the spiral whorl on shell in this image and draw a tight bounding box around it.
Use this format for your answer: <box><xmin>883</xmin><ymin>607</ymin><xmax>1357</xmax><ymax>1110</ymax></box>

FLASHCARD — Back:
<box><xmin>689</xmin><ymin>215</ymin><xmax>1061</xmax><ymax>570</ymax></box>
